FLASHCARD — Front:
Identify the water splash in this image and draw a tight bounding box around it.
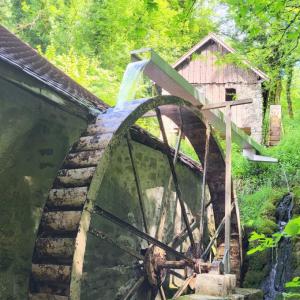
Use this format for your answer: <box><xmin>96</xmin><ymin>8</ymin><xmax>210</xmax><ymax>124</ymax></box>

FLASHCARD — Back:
<box><xmin>114</xmin><ymin>60</ymin><xmax>148</xmax><ymax>111</ymax></box>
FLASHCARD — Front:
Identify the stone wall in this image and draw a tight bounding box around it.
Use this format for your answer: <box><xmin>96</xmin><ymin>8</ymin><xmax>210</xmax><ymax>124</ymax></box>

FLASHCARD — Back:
<box><xmin>197</xmin><ymin>82</ymin><xmax>264</xmax><ymax>143</ymax></box>
<box><xmin>0</xmin><ymin>77</ymin><xmax>87</xmax><ymax>300</ymax></box>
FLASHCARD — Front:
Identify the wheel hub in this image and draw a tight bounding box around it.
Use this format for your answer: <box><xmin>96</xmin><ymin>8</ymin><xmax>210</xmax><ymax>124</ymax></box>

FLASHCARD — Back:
<box><xmin>144</xmin><ymin>245</ymin><xmax>167</xmax><ymax>286</ymax></box>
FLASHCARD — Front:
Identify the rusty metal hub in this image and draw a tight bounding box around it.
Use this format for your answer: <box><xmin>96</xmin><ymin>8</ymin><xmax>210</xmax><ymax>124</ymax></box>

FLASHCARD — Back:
<box><xmin>144</xmin><ymin>245</ymin><xmax>167</xmax><ymax>286</ymax></box>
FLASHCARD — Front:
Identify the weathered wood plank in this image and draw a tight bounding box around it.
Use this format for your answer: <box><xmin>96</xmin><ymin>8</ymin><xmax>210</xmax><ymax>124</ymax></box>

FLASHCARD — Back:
<box><xmin>73</xmin><ymin>133</ymin><xmax>112</xmax><ymax>151</ymax></box>
<box><xmin>31</xmin><ymin>264</ymin><xmax>71</xmax><ymax>283</ymax></box>
<box><xmin>35</xmin><ymin>238</ymin><xmax>75</xmax><ymax>259</ymax></box>
<box><xmin>29</xmin><ymin>293</ymin><xmax>68</xmax><ymax>300</ymax></box>
<box><xmin>47</xmin><ymin>187</ymin><xmax>87</xmax><ymax>208</ymax></box>
<box><xmin>41</xmin><ymin>211</ymin><xmax>81</xmax><ymax>232</ymax></box>
<box><xmin>64</xmin><ymin>150</ymin><xmax>103</xmax><ymax>168</ymax></box>
<box><xmin>56</xmin><ymin>167</ymin><xmax>96</xmax><ymax>187</ymax></box>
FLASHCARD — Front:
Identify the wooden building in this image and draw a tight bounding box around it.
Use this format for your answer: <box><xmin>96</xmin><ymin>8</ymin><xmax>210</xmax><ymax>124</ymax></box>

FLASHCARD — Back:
<box><xmin>172</xmin><ymin>33</ymin><xmax>268</xmax><ymax>143</ymax></box>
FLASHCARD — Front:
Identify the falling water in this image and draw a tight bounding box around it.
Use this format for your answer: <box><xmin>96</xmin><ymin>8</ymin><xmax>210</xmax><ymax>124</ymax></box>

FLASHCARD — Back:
<box><xmin>262</xmin><ymin>193</ymin><xmax>294</xmax><ymax>300</ymax></box>
<box><xmin>281</xmin><ymin>164</ymin><xmax>291</xmax><ymax>193</ymax></box>
<box><xmin>114</xmin><ymin>60</ymin><xmax>148</xmax><ymax>111</ymax></box>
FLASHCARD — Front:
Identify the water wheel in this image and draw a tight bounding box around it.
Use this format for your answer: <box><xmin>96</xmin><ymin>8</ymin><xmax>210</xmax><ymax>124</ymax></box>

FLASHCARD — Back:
<box><xmin>29</xmin><ymin>96</ymin><xmax>241</xmax><ymax>300</ymax></box>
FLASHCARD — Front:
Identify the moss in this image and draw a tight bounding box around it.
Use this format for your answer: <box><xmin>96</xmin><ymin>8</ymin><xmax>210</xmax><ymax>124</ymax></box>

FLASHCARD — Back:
<box><xmin>0</xmin><ymin>78</ymin><xmax>87</xmax><ymax>299</ymax></box>
<box><xmin>291</xmin><ymin>188</ymin><xmax>300</xmax><ymax>216</ymax></box>
<box><xmin>243</xmin><ymin>249</ymin><xmax>271</xmax><ymax>288</ymax></box>
<box><xmin>240</xmin><ymin>186</ymin><xmax>288</xmax><ymax>235</ymax></box>
<box><xmin>256</xmin><ymin>219</ymin><xmax>278</xmax><ymax>235</ymax></box>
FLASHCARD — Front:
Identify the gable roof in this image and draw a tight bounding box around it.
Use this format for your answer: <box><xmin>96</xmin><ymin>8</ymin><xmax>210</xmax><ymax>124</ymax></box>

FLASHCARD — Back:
<box><xmin>0</xmin><ymin>25</ymin><xmax>107</xmax><ymax>111</ymax></box>
<box><xmin>173</xmin><ymin>33</ymin><xmax>269</xmax><ymax>81</ymax></box>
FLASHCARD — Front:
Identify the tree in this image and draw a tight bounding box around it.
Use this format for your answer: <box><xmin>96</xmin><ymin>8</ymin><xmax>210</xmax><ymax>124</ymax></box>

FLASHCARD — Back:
<box><xmin>286</xmin><ymin>58</ymin><xmax>295</xmax><ymax>118</ymax></box>
<box><xmin>1</xmin><ymin>0</ymin><xmax>217</xmax><ymax>103</ymax></box>
<box><xmin>221</xmin><ymin>0</ymin><xmax>300</xmax><ymax>111</ymax></box>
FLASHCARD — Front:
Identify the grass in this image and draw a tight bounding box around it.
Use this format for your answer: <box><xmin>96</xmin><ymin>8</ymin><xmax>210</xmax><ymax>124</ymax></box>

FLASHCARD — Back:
<box><xmin>234</xmin><ymin>72</ymin><xmax>300</xmax><ymax>231</ymax></box>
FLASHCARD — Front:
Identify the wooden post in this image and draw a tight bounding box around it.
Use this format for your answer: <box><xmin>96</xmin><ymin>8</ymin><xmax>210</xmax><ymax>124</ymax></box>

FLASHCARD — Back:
<box><xmin>224</xmin><ymin>103</ymin><xmax>232</xmax><ymax>274</ymax></box>
<box><xmin>201</xmin><ymin>98</ymin><xmax>253</xmax><ymax>274</ymax></box>
<box><xmin>199</xmin><ymin>123</ymin><xmax>210</xmax><ymax>246</ymax></box>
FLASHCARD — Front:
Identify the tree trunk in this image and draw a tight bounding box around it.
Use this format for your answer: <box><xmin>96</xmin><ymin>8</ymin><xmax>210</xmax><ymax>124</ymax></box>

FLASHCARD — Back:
<box><xmin>286</xmin><ymin>61</ymin><xmax>294</xmax><ymax>118</ymax></box>
<box><xmin>267</xmin><ymin>76</ymin><xmax>282</xmax><ymax>106</ymax></box>
<box><xmin>274</xmin><ymin>78</ymin><xmax>282</xmax><ymax>105</ymax></box>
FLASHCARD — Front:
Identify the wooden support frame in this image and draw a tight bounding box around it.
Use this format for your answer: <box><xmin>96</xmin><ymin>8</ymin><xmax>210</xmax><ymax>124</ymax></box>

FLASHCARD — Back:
<box><xmin>201</xmin><ymin>98</ymin><xmax>252</xmax><ymax>111</ymax></box>
<box><xmin>201</xmin><ymin>98</ymin><xmax>253</xmax><ymax>274</ymax></box>
<box><xmin>224</xmin><ymin>104</ymin><xmax>232</xmax><ymax>274</ymax></box>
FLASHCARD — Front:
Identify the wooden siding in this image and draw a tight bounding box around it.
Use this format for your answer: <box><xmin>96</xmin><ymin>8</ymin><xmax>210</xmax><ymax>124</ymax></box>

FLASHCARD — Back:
<box><xmin>176</xmin><ymin>41</ymin><xmax>259</xmax><ymax>85</ymax></box>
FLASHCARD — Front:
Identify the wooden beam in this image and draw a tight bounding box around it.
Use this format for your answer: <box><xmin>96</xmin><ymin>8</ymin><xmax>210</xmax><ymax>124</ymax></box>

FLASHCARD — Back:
<box><xmin>224</xmin><ymin>104</ymin><xmax>232</xmax><ymax>274</ymax></box>
<box><xmin>233</xmin><ymin>181</ymin><xmax>244</xmax><ymax>267</ymax></box>
<box><xmin>201</xmin><ymin>98</ymin><xmax>252</xmax><ymax>111</ymax></box>
<box><xmin>123</xmin><ymin>277</ymin><xmax>145</xmax><ymax>300</ymax></box>
<box><xmin>199</xmin><ymin>123</ymin><xmax>210</xmax><ymax>247</ymax></box>
<box><xmin>172</xmin><ymin>274</ymin><xmax>196</xmax><ymax>299</ymax></box>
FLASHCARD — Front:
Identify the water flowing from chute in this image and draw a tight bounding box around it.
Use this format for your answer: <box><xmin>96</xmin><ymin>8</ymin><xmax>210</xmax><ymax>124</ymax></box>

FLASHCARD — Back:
<box><xmin>114</xmin><ymin>60</ymin><xmax>148</xmax><ymax>111</ymax></box>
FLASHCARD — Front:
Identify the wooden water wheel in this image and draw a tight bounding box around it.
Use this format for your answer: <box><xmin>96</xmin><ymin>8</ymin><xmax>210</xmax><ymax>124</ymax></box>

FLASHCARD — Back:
<box><xmin>28</xmin><ymin>95</ymin><xmax>241</xmax><ymax>300</ymax></box>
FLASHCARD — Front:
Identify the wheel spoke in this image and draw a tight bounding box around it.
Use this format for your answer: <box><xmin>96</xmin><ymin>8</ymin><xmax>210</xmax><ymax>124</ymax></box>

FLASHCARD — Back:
<box><xmin>89</xmin><ymin>227</ymin><xmax>143</xmax><ymax>260</ymax></box>
<box><xmin>172</xmin><ymin>274</ymin><xmax>196</xmax><ymax>299</ymax></box>
<box><xmin>155</xmin><ymin>107</ymin><xmax>195</xmax><ymax>248</ymax></box>
<box><xmin>123</xmin><ymin>276</ymin><xmax>145</xmax><ymax>300</ymax></box>
<box><xmin>169</xmin><ymin>220</ymin><xmax>197</xmax><ymax>249</ymax></box>
<box><xmin>201</xmin><ymin>202</ymin><xmax>235</xmax><ymax>260</ymax></box>
<box><xmin>159</xmin><ymin>286</ymin><xmax>167</xmax><ymax>300</ymax></box>
<box><xmin>127</xmin><ymin>133</ymin><xmax>149</xmax><ymax>234</ymax></box>
<box><xmin>92</xmin><ymin>205</ymin><xmax>194</xmax><ymax>265</ymax></box>
<box><xmin>156</xmin><ymin>127</ymin><xmax>183</xmax><ymax>241</ymax></box>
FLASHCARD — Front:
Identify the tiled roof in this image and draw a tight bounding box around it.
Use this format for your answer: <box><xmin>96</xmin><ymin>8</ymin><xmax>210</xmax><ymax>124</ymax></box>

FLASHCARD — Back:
<box><xmin>0</xmin><ymin>25</ymin><xmax>107</xmax><ymax>111</ymax></box>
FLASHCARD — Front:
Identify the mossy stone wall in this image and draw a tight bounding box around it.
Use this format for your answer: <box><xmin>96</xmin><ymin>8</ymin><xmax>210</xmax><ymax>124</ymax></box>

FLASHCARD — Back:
<box><xmin>0</xmin><ymin>77</ymin><xmax>87</xmax><ymax>299</ymax></box>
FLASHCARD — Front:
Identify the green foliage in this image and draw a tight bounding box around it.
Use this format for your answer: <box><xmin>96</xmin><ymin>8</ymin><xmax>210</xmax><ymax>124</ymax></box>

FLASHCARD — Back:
<box><xmin>284</xmin><ymin>217</ymin><xmax>300</xmax><ymax>236</ymax></box>
<box><xmin>232</xmin><ymin>81</ymin><xmax>300</xmax><ymax>232</ymax></box>
<box><xmin>247</xmin><ymin>216</ymin><xmax>300</xmax><ymax>298</ymax></box>
<box><xmin>222</xmin><ymin>0</ymin><xmax>300</xmax><ymax>105</ymax></box>
<box><xmin>179</xmin><ymin>138</ymin><xmax>199</xmax><ymax>162</ymax></box>
<box><xmin>247</xmin><ymin>217</ymin><xmax>300</xmax><ymax>256</ymax></box>
<box><xmin>240</xmin><ymin>186</ymin><xmax>282</xmax><ymax>234</ymax></box>
<box><xmin>247</xmin><ymin>232</ymin><xmax>282</xmax><ymax>255</ymax></box>
<box><xmin>0</xmin><ymin>0</ymin><xmax>218</xmax><ymax>105</ymax></box>
<box><xmin>284</xmin><ymin>278</ymin><xmax>300</xmax><ymax>300</ymax></box>
<box><xmin>286</xmin><ymin>277</ymin><xmax>300</xmax><ymax>288</ymax></box>
<box><xmin>136</xmin><ymin>117</ymin><xmax>160</xmax><ymax>137</ymax></box>
<box><xmin>43</xmin><ymin>45</ymin><xmax>119</xmax><ymax>105</ymax></box>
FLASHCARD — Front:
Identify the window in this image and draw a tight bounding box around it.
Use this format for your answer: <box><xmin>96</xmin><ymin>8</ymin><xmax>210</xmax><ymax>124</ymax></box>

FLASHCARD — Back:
<box><xmin>225</xmin><ymin>88</ymin><xmax>236</xmax><ymax>101</ymax></box>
